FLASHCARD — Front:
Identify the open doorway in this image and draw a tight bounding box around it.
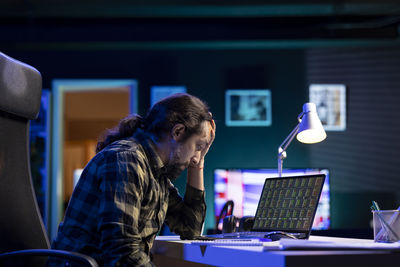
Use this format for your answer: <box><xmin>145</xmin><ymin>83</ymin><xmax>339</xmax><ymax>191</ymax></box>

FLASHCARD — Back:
<box><xmin>49</xmin><ymin>79</ymin><xmax>137</xmax><ymax>239</ymax></box>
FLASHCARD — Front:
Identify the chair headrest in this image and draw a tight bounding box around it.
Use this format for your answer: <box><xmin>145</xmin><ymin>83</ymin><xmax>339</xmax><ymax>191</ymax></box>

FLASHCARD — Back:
<box><xmin>0</xmin><ymin>52</ymin><xmax>42</xmax><ymax>120</ymax></box>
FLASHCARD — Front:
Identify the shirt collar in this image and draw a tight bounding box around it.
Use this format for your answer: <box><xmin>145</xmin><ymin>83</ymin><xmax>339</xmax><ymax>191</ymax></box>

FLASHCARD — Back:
<box><xmin>133</xmin><ymin>129</ymin><xmax>165</xmax><ymax>179</ymax></box>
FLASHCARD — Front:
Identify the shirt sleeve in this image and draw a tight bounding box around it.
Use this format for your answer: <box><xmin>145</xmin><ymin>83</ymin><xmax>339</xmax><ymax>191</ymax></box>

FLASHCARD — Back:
<box><xmin>164</xmin><ymin>181</ymin><xmax>206</xmax><ymax>239</ymax></box>
<box><xmin>97</xmin><ymin>150</ymin><xmax>153</xmax><ymax>267</ymax></box>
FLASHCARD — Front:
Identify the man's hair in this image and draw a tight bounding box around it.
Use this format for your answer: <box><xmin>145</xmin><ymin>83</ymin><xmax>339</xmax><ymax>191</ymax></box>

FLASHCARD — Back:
<box><xmin>96</xmin><ymin>93</ymin><xmax>212</xmax><ymax>153</ymax></box>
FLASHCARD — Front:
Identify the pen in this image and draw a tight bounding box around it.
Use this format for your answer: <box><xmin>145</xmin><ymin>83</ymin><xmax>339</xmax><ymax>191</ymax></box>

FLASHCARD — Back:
<box><xmin>371</xmin><ymin>200</ymin><xmax>380</xmax><ymax>211</ymax></box>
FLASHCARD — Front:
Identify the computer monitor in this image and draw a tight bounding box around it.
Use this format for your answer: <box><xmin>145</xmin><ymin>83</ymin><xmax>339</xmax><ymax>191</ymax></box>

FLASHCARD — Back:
<box><xmin>214</xmin><ymin>168</ymin><xmax>330</xmax><ymax>231</ymax></box>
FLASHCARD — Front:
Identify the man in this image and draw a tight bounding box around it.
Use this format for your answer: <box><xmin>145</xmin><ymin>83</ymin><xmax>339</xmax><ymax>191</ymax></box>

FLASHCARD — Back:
<box><xmin>51</xmin><ymin>93</ymin><xmax>215</xmax><ymax>266</ymax></box>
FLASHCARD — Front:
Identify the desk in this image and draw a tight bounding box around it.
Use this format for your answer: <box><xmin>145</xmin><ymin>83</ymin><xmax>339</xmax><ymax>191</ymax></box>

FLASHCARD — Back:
<box><xmin>151</xmin><ymin>236</ymin><xmax>400</xmax><ymax>267</ymax></box>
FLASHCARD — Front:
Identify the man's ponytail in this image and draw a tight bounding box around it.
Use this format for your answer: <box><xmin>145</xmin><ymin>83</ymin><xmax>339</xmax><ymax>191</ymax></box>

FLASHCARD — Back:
<box><xmin>96</xmin><ymin>114</ymin><xmax>144</xmax><ymax>153</ymax></box>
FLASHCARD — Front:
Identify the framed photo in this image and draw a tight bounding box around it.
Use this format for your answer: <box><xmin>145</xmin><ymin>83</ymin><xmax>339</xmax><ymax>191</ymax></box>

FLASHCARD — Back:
<box><xmin>150</xmin><ymin>86</ymin><xmax>187</xmax><ymax>107</ymax></box>
<box><xmin>309</xmin><ymin>84</ymin><xmax>346</xmax><ymax>131</ymax></box>
<box><xmin>225</xmin><ymin>90</ymin><xmax>272</xmax><ymax>127</ymax></box>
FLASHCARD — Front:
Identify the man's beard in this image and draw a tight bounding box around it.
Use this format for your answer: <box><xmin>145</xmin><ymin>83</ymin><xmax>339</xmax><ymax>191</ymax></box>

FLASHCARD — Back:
<box><xmin>163</xmin><ymin>162</ymin><xmax>186</xmax><ymax>181</ymax></box>
<box><xmin>163</xmin><ymin>144</ymin><xmax>188</xmax><ymax>181</ymax></box>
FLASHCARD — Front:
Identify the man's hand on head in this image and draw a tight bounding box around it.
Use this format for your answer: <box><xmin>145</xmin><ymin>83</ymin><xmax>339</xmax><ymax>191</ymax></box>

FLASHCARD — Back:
<box><xmin>189</xmin><ymin>119</ymin><xmax>216</xmax><ymax>169</ymax></box>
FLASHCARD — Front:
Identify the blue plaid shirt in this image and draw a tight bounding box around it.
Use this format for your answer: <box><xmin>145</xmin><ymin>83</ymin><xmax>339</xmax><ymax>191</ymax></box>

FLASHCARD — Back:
<box><xmin>51</xmin><ymin>130</ymin><xmax>206</xmax><ymax>266</ymax></box>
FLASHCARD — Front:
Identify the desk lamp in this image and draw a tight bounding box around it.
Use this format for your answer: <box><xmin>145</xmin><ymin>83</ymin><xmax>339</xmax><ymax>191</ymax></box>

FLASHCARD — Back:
<box><xmin>278</xmin><ymin>102</ymin><xmax>327</xmax><ymax>177</ymax></box>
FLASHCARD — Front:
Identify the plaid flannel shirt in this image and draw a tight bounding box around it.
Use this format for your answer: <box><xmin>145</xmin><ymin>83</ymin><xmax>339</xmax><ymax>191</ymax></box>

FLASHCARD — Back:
<box><xmin>51</xmin><ymin>130</ymin><xmax>206</xmax><ymax>266</ymax></box>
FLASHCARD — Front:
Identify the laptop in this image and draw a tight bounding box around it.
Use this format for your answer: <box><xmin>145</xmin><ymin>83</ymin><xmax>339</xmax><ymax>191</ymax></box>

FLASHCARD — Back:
<box><xmin>205</xmin><ymin>174</ymin><xmax>326</xmax><ymax>240</ymax></box>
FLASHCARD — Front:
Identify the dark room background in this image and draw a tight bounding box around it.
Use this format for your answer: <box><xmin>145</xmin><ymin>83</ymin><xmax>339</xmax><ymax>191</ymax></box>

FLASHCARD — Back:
<box><xmin>2</xmin><ymin>0</ymin><xmax>400</xmax><ymax>238</ymax></box>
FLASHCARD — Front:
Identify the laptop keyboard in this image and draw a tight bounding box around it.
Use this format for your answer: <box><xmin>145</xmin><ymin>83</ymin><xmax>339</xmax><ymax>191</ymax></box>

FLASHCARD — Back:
<box><xmin>208</xmin><ymin>231</ymin><xmax>269</xmax><ymax>239</ymax></box>
<box><xmin>205</xmin><ymin>231</ymin><xmax>305</xmax><ymax>240</ymax></box>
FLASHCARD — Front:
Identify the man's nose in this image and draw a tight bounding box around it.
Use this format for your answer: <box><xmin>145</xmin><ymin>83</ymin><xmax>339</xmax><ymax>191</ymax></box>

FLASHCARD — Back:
<box><xmin>191</xmin><ymin>151</ymin><xmax>201</xmax><ymax>165</ymax></box>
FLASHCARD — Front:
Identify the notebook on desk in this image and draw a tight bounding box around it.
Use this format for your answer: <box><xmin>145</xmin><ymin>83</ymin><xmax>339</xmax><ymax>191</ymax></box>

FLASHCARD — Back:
<box><xmin>206</xmin><ymin>174</ymin><xmax>326</xmax><ymax>241</ymax></box>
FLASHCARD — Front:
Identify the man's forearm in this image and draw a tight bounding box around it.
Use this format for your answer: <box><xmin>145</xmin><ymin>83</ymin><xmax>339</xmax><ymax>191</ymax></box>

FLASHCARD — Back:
<box><xmin>187</xmin><ymin>166</ymin><xmax>204</xmax><ymax>191</ymax></box>
<box><xmin>166</xmin><ymin>184</ymin><xmax>206</xmax><ymax>238</ymax></box>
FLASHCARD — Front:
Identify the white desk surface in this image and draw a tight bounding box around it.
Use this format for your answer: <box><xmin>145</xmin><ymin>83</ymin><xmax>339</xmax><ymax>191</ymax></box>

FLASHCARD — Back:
<box><xmin>152</xmin><ymin>235</ymin><xmax>400</xmax><ymax>267</ymax></box>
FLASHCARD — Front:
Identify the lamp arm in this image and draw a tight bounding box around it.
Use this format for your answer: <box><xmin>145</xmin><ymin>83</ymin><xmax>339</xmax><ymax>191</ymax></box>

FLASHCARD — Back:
<box><xmin>279</xmin><ymin>123</ymin><xmax>300</xmax><ymax>153</ymax></box>
<box><xmin>278</xmin><ymin>111</ymin><xmax>303</xmax><ymax>152</ymax></box>
<box><xmin>278</xmin><ymin>123</ymin><xmax>300</xmax><ymax>177</ymax></box>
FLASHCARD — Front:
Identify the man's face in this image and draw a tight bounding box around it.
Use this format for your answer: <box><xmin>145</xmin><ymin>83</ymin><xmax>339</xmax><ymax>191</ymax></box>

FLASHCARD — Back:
<box><xmin>165</xmin><ymin>121</ymin><xmax>212</xmax><ymax>180</ymax></box>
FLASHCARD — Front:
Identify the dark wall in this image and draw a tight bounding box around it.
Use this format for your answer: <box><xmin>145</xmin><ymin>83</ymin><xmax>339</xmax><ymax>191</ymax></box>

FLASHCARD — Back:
<box><xmin>8</xmin><ymin>44</ymin><xmax>400</xmax><ymax>233</ymax></box>
<box><xmin>8</xmin><ymin>42</ymin><xmax>400</xmax><ymax>235</ymax></box>
<box><xmin>306</xmin><ymin>47</ymin><xmax>400</xmax><ymax>229</ymax></box>
<box><xmin>4</xmin><ymin>48</ymin><xmax>309</xmax><ymax>231</ymax></box>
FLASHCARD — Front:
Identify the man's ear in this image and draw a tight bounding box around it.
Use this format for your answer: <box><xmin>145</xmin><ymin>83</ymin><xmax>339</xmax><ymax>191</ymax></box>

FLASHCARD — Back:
<box><xmin>171</xmin><ymin>123</ymin><xmax>186</xmax><ymax>141</ymax></box>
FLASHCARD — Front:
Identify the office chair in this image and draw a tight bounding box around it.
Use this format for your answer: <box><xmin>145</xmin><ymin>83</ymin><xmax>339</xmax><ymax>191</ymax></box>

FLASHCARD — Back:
<box><xmin>0</xmin><ymin>52</ymin><xmax>98</xmax><ymax>267</ymax></box>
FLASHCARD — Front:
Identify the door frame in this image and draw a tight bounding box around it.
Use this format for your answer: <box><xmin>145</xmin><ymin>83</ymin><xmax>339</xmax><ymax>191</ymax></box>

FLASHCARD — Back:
<box><xmin>49</xmin><ymin>79</ymin><xmax>137</xmax><ymax>239</ymax></box>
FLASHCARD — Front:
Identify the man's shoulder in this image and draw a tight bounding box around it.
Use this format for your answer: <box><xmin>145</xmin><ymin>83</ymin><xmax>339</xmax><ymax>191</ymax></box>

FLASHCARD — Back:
<box><xmin>107</xmin><ymin>137</ymin><xmax>141</xmax><ymax>152</ymax></box>
<box><xmin>97</xmin><ymin>138</ymin><xmax>147</xmax><ymax>162</ymax></box>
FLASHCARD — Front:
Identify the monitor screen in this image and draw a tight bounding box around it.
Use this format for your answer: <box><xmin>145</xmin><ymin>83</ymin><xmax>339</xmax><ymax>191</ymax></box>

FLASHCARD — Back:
<box><xmin>214</xmin><ymin>168</ymin><xmax>330</xmax><ymax>230</ymax></box>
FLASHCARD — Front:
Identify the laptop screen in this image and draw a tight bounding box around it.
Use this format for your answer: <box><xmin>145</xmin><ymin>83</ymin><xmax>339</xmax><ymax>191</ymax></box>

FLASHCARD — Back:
<box><xmin>252</xmin><ymin>174</ymin><xmax>326</xmax><ymax>235</ymax></box>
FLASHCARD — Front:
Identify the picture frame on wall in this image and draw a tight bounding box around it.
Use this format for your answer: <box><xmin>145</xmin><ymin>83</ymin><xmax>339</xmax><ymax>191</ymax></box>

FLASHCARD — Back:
<box><xmin>309</xmin><ymin>84</ymin><xmax>346</xmax><ymax>131</ymax></box>
<box><xmin>225</xmin><ymin>89</ymin><xmax>272</xmax><ymax>127</ymax></box>
<box><xmin>150</xmin><ymin>86</ymin><xmax>187</xmax><ymax>107</ymax></box>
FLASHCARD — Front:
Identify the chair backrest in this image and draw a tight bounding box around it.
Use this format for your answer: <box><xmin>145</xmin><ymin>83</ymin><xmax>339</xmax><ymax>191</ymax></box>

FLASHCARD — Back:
<box><xmin>0</xmin><ymin>52</ymin><xmax>49</xmax><ymax>252</ymax></box>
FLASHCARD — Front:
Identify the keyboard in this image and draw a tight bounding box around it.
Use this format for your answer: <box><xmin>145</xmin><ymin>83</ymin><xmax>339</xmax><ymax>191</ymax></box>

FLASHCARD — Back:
<box><xmin>207</xmin><ymin>231</ymin><xmax>270</xmax><ymax>239</ymax></box>
<box><xmin>204</xmin><ymin>231</ymin><xmax>305</xmax><ymax>240</ymax></box>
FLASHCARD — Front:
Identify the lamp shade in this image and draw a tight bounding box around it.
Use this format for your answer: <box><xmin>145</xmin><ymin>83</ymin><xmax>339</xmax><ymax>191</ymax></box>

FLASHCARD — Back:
<box><xmin>296</xmin><ymin>103</ymin><xmax>327</xmax><ymax>144</ymax></box>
